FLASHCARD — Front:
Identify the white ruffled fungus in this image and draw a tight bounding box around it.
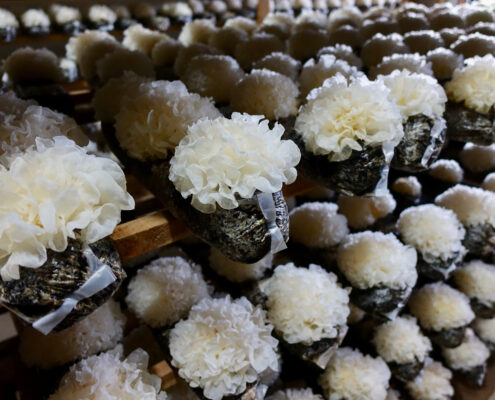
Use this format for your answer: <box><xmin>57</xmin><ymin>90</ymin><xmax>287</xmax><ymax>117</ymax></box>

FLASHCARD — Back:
<box><xmin>49</xmin><ymin>347</ymin><xmax>167</xmax><ymax>400</ymax></box>
<box><xmin>19</xmin><ymin>300</ymin><xmax>125</xmax><ymax>368</ymax></box>
<box><xmin>169</xmin><ymin>296</ymin><xmax>279</xmax><ymax>400</ymax></box>
<box><xmin>288</xmin><ymin>28</ymin><xmax>329</xmax><ymax>61</ymax></box>
<box><xmin>397</xmin><ymin>12</ymin><xmax>430</xmax><ymax>34</ymax></box>
<box><xmin>409</xmin><ymin>282</ymin><xmax>475</xmax><ymax>331</ymax></box>
<box><xmin>406</xmin><ymin>359</ymin><xmax>453</xmax><ymax>400</ymax></box>
<box><xmin>386</xmin><ymin>389</ymin><xmax>401</xmax><ymax>400</ymax></box>
<box><xmin>0</xmin><ymin>8</ymin><xmax>18</xmax><ymax>28</ymax></box>
<box><xmin>451</xmin><ymin>32</ymin><xmax>495</xmax><ymax>59</ymax></box>
<box><xmin>256</xmin><ymin>23</ymin><xmax>290</xmax><ymax>41</ymax></box>
<box><xmin>261</xmin><ymin>263</ymin><xmax>350</xmax><ymax>344</ymax></box>
<box><xmin>337</xmin><ymin>231</ymin><xmax>417</xmax><ymax>290</ymax></box>
<box><xmin>152</xmin><ymin>39</ymin><xmax>183</xmax><ymax>67</ymax></box>
<box><xmin>0</xmin><ymin>137</ymin><xmax>134</xmax><ymax>280</ymax></box>
<box><xmin>161</xmin><ymin>2</ymin><xmax>193</xmax><ymax>17</ymax></box>
<box><xmin>182</xmin><ymin>55</ymin><xmax>244</xmax><ymax>103</ymax></box>
<box><xmin>227</xmin><ymin>0</ymin><xmax>243</xmax><ymax>11</ymax></box>
<box><xmin>319</xmin><ymin>347</ymin><xmax>391</xmax><ymax>400</ymax></box>
<box><xmin>369</xmin><ymin>53</ymin><xmax>434</xmax><ymax>80</ymax></box>
<box><xmin>328</xmin><ymin>25</ymin><xmax>363</xmax><ymax>49</ymax></box>
<box><xmin>88</xmin><ymin>5</ymin><xmax>117</xmax><ymax>23</ymax></box>
<box><xmin>446</xmin><ymin>54</ymin><xmax>495</xmax><ymax>114</ymax></box>
<box><xmin>429</xmin><ymin>159</ymin><xmax>464</xmax><ymax>183</ymax></box>
<box><xmin>224</xmin><ymin>16</ymin><xmax>257</xmax><ymax>34</ymax></box>
<box><xmin>295</xmin><ymin>10</ymin><xmax>328</xmax><ymax>31</ymax></box>
<box><xmin>253</xmin><ymin>52</ymin><xmax>301</xmax><ymax>81</ymax></box>
<box><xmin>115</xmin><ymin>80</ymin><xmax>220</xmax><ymax>161</ymax></box>
<box><xmin>435</xmin><ymin>184</ymin><xmax>495</xmax><ymax>227</ymax></box>
<box><xmin>473</xmin><ymin>317</ymin><xmax>495</xmax><ymax>344</ymax></box>
<box><xmin>93</xmin><ymin>72</ymin><xmax>152</xmax><ymax>123</ymax></box>
<box><xmin>347</xmin><ymin>303</ymin><xmax>366</xmax><ymax>324</ymax></box>
<box><xmin>392</xmin><ymin>176</ymin><xmax>422</xmax><ymax>197</ymax></box>
<box><xmin>328</xmin><ymin>8</ymin><xmax>361</xmax><ymax>32</ymax></box>
<box><xmin>0</xmin><ymin>93</ymin><xmax>87</xmax><ymax>159</ymax></box>
<box><xmin>230</xmin><ymin>69</ymin><xmax>299</xmax><ymax>120</ymax></box>
<box><xmin>404</xmin><ymin>30</ymin><xmax>445</xmax><ymax>55</ymax></box>
<box><xmin>317</xmin><ymin>44</ymin><xmax>363</xmax><ymax>69</ymax></box>
<box><xmin>337</xmin><ymin>191</ymin><xmax>396</xmax><ymax>229</ymax></box>
<box><xmin>49</xmin><ymin>5</ymin><xmax>81</xmax><ymax>25</ymax></box>
<box><xmin>21</xmin><ymin>9</ymin><xmax>50</xmax><ymax>28</ymax></box>
<box><xmin>430</xmin><ymin>10</ymin><xmax>465</xmax><ymax>31</ymax></box>
<box><xmin>96</xmin><ymin>48</ymin><xmax>155</xmax><ymax>84</ymax></box>
<box><xmin>360</xmin><ymin>33</ymin><xmax>410</xmax><ymax>68</ymax></box>
<box><xmin>208</xmin><ymin>247</ymin><xmax>273</xmax><ymax>282</ymax></box>
<box><xmin>3</xmin><ymin>47</ymin><xmax>63</xmax><ymax>83</ymax></box>
<box><xmin>267</xmin><ymin>388</ymin><xmax>323</xmax><ymax>400</ymax></box>
<box><xmin>208</xmin><ymin>27</ymin><xmax>248</xmax><ymax>56</ymax></box>
<box><xmin>262</xmin><ymin>13</ymin><xmax>295</xmax><ymax>31</ymax></box>
<box><xmin>372</xmin><ymin>315</ymin><xmax>432</xmax><ymax>364</ymax></box>
<box><xmin>440</xmin><ymin>27</ymin><xmax>465</xmax><ymax>47</ymax></box>
<box><xmin>299</xmin><ymin>55</ymin><xmax>363</xmax><ymax>99</ymax></box>
<box><xmin>179</xmin><ymin>19</ymin><xmax>218</xmax><ymax>46</ymax></box>
<box><xmin>207</xmin><ymin>0</ymin><xmax>227</xmax><ymax>14</ymax></box>
<box><xmin>126</xmin><ymin>256</ymin><xmax>209</xmax><ymax>327</ymax></box>
<box><xmin>289</xmin><ymin>202</ymin><xmax>349</xmax><ymax>248</ymax></box>
<box><xmin>426</xmin><ymin>48</ymin><xmax>464</xmax><ymax>81</ymax></box>
<box><xmin>442</xmin><ymin>328</ymin><xmax>490</xmax><ymax>370</ymax></box>
<box><xmin>169</xmin><ymin>113</ymin><xmax>300</xmax><ymax>213</ymax></box>
<box><xmin>123</xmin><ymin>24</ymin><xmax>170</xmax><ymax>56</ymax></box>
<box><xmin>296</xmin><ymin>74</ymin><xmax>403</xmax><ymax>161</ymax></box>
<box><xmin>460</xmin><ymin>143</ymin><xmax>495</xmax><ymax>173</ymax></box>
<box><xmin>454</xmin><ymin>260</ymin><xmax>495</xmax><ymax>305</ymax></box>
<box><xmin>234</xmin><ymin>33</ymin><xmax>285</xmax><ymax>69</ymax></box>
<box><xmin>398</xmin><ymin>204</ymin><xmax>466</xmax><ymax>263</ymax></box>
<box><xmin>174</xmin><ymin>42</ymin><xmax>217</xmax><ymax>76</ymax></box>
<box><xmin>378</xmin><ymin>70</ymin><xmax>447</xmax><ymax>120</ymax></box>
<box><xmin>483</xmin><ymin>172</ymin><xmax>495</xmax><ymax>191</ymax></box>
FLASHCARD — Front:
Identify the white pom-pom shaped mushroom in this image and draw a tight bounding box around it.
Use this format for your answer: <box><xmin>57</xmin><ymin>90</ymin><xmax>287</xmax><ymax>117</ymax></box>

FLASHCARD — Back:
<box><xmin>234</xmin><ymin>33</ymin><xmax>285</xmax><ymax>69</ymax></box>
<box><xmin>122</xmin><ymin>24</ymin><xmax>170</xmax><ymax>56</ymax></box>
<box><xmin>3</xmin><ymin>47</ymin><xmax>64</xmax><ymax>83</ymax></box>
<box><xmin>169</xmin><ymin>296</ymin><xmax>279</xmax><ymax>400</ymax></box>
<box><xmin>169</xmin><ymin>113</ymin><xmax>300</xmax><ymax>213</ymax></box>
<box><xmin>49</xmin><ymin>347</ymin><xmax>167</xmax><ymax>400</ymax></box>
<box><xmin>96</xmin><ymin>48</ymin><xmax>155</xmax><ymax>84</ymax></box>
<box><xmin>224</xmin><ymin>16</ymin><xmax>257</xmax><ymax>34</ymax></box>
<box><xmin>473</xmin><ymin>317</ymin><xmax>495</xmax><ymax>346</ymax></box>
<box><xmin>369</xmin><ymin>53</ymin><xmax>434</xmax><ymax>80</ymax></box>
<box><xmin>126</xmin><ymin>256</ymin><xmax>209</xmax><ymax>327</ymax></box>
<box><xmin>299</xmin><ymin>55</ymin><xmax>363</xmax><ymax>99</ymax></box>
<box><xmin>405</xmin><ymin>359</ymin><xmax>454</xmax><ymax>400</ymax></box>
<box><xmin>287</xmin><ymin>28</ymin><xmax>329</xmax><ymax>61</ymax></box>
<box><xmin>87</xmin><ymin>5</ymin><xmax>117</xmax><ymax>24</ymax></box>
<box><xmin>182</xmin><ymin>55</ymin><xmax>244</xmax><ymax>104</ymax></box>
<box><xmin>0</xmin><ymin>137</ymin><xmax>134</xmax><ymax>281</ymax></box>
<box><xmin>409</xmin><ymin>282</ymin><xmax>475</xmax><ymax>332</ymax></box>
<box><xmin>179</xmin><ymin>19</ymin><xmax>218</xmax><ymax>46</ymax></box>
<box><xmin>441</xmin><ymin>328</ymin><xmax>490</xmax><ymax>371</ymax></box>
<box><xmin>482</xmin><ymin>172</ymin><xmax>495</xmax><ymax>191</ymax></box>
<box><xmin>360</xmin><ymin>33</ymin><xmax>410</xmax><ymax>68</ymax></box>
<box><xmin>426</xmin><ymin>48</ymin><xmax>464</xmax><ymax>81</ymax></box>
<box><xmin>337</xmin><ymin>191</ymin><xmax>396</xmax><ymax>229</ymax></box>
<box><xmin>208</xmin><ymin>27</ymin><xmax>248</xmax><ymax>56</ymax></box>
<box><xmin>398</xmin><ymin>204</ymin><xmax>466</xmax><ymax>265</ymax></box>
<box><xmin>260</xmin><ymin>263</ymin><xmax>350</xmax><ymax>344</ymax></box>
<box><xmin>454</xmin><ymin>260</ymin><xmax>495</xmax><ymax>308</ymax></box>
<box><xmin>337</xmin><ymin>231</ymin><xmax>417</xmax><ymax>290</ymax></box>
<box><xmin>114</xmin><ymin>80</ymin><xmax>220</xmax><ymax>162</ymax></box>
<box><xmin>253</xmin><ymin>52</ymin><xmax>301</xmax><ymax>81</ymax></box>
<box><xmin>429</xmin><ymin>159</ymin><xmax>464</xmax><ymax>183</ymax></box>
<box><xmin>289</xmin><ymin>202</ymin><xmax>349</xmax><ymax>248</ymax></box>
<box><xmin>404</xmin><ymin>30</ymin><xmax>445</xmax><ymax>54</ymax></box>
<box><xmin>0</xmin><ymin>8</ymin><xmax>18</xmax><ymax>29</ymax></box>
<box><xmin>319</xmin><ymin>347</ymin><xmax>391</xmax><ymax>400</ymax></box>
<box><xmin>295</xmin><ymin>74</ymin><xmax>403</xmax><ymax>162</ymax></box>
<box><xmin>19</xmin><ymin>300</ymin><xmax>125</xmax><ymax>368</ymax></box>
<box><xmin>208</xmin><ymin>247</ymin><xmax>273</xmax><ymax>282</ymax></box>
<box><xmin>21</xmin><ymin>9</ymin><xmax>50</xmax><ymax>28</ymax></box>
<box><xmin>372</xmin><ymin>315</ymin><xmax>432</xmax><ymax>364</ymax></box>
<box><xmin>459</xmin><ymin>143</ymin><xmax>495</xmax><ymax>173</ymax></box>
<box><xmin>49</xmin><ymin>4</ymin><xmax>81</xmax><ymax>25</ymax></box>
<box><xmin>450</xmin><ymin>33</ymin><xmax>495</xmax><ymax>59</ymax></box>
<box><xmin>230</xmin><ymin>69</ymin><xmax>299</xmax><ymax>120</ymax></box>
<box><xmin>445</xmin><ymin>54</ymin><xmax>495</xmax><ymax>114</ymax></box>
<box><xmin>174</xmin><ymin>42</ymin><xmax>217</xmax><ymax>76</ymax></box>
<box><xmin>392</xmin><ymin>176</ymin><xmax>422</xmax><ymax>197</ymax></box>
<box><xmin>377</xmin><ymin>70</ymin><xmax>447</xmax><ymax>120</ymax></box>
<box><xmin>152</xmin><ymin>39</ymin><xmax>183</xmax><ymax>67</ymax></box>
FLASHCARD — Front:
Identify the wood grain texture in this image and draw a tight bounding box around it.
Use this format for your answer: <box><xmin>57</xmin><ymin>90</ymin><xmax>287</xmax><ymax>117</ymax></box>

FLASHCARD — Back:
<box><xmin>149</xmin><ymin>361</ymin><xmax>177</xmax><ymax>391</ymax></box>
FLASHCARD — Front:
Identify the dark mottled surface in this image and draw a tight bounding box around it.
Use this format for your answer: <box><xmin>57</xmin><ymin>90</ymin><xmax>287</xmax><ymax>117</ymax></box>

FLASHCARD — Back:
<box><xmin>463</xmin><ymin>223</ymin><xmax>495</xmax><ymax>258</ymax></box>
<box><xmin>0</xmin><ymin>237</ymin><xmax>125</xmax><ymax>331</ymax></box>
<box><xmin>389</xmin><ymin>359</ymin><xmax>424</xmax><ymax>382</ymax></box>
<box><xmin>445</xmin><ymin>101</ymin><xmax>495</xmax><ymax>145</ymax></box>
<box><xmin>470</xmin><ymin>298</ymin><xmax>495</xmax><ymax>319</ymax></box>
<box><xmin>0</xmin><ymin>26</ymin><xmax>16</xmax><ymax>42</ymax></box>
<box><xmin>284</xmin><ymin>130</ymin><xmax>387</xmax><ymax>196</ymax></box>
<box><xmin>102</xmin><ymin>124</ymin><xmax>289</xmax><ymax>264</ymax></box>
<box><xmin>416</xmin><ymin>252</ymin><xmax>460</xmax><ymax>281</ymax></box>
<box><xmin>392</xmin><ymin>114</ymin><xmax>445</xmax><ymax>172</ymax></box>
<box><xmin>23</xmin><ymin>26</ymin><xmax>50</xmax><ymax>37</ymax></box>
<box><xmin>458</xmin><ymin>364</ymin><xmax>487</xmax><ymax>387</ymax></box>
<box><xmin>426</xmin><ymin>325</ymin><xmax>466</xmax><ymax>348</ymax></box>
<box><xmin>351</xmin><ymin>286</ymin><xmax>410</xmax><ymax>320</ymax></box>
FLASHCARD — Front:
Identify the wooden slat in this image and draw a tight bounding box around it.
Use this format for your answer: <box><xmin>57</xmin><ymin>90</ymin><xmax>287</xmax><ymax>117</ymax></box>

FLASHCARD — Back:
<box><xmin>257</xmin><ymin>0</ymin><xmax>271</xmax><ymax>24</ymax></box>
<box><xmin>149</xmin><ymin>361</ymin><xmax>177</xmax><ymax>391</ymax></box>
<box><xmin>111</xmin><ymin>179</ymin><xmax>315</xmax><ymax>261</ymax></box>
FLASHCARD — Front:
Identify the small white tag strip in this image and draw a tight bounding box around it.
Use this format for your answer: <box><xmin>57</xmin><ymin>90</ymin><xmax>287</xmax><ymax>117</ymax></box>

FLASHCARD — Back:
<box><xmin>32</xmin><ymin>246</ymin><xmax>116</xmax><ymax>335</ymax></box>
<box><xmin>256</xmin><ymin>193</ymin><xmax>287</xmax><ymax>254</ymax></box>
